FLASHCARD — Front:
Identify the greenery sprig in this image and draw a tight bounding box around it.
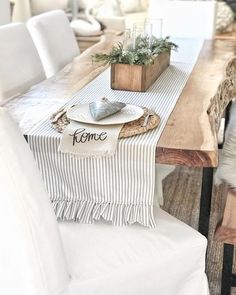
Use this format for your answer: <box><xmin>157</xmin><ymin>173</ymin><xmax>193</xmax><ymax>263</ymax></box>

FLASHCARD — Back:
<box><xmin>92</xmin><ymin>36</ymin><xmax>178</xmax><ymax>66</ymax></box>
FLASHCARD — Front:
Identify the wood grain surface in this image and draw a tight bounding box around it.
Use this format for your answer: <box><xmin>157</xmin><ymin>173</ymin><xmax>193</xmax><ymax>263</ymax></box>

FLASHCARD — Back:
<box><xmin>157</xmin><ymin>40</ymin><xmax>236</xmax><ymax>167</ymax></box>
<box><xmin>111</xmin><ymin>52</ymin><xmax>170</xmax><ymax>91</ymax></box>
<box><xmin>14</xmin><ymin>37</ymin><xmax>236</xmax><ymax>168</ymax></box>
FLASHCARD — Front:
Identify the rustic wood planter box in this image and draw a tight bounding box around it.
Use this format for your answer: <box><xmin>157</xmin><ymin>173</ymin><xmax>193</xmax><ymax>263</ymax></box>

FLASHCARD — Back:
<box><xmin>110</xmin><ymin>52</ymin><xmax>170</xmax><ymax>92</ymax></box>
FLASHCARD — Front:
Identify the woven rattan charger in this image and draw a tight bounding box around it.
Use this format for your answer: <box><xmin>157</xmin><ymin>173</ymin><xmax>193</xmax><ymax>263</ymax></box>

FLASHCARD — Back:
<box><xmin>50</xmin><ymin>105</ymin><xmax>160</xmax><ymax>138</ymax></box>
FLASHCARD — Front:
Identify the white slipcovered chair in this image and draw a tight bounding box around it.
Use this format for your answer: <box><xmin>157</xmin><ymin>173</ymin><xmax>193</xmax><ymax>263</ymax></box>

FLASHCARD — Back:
<box><xmin>0</xmin><ymin>23</ymin><xmax>45</xmax><ymax>104</ymax></box>
<box><xmin>29</xmin><ymin>0</ymin><xmax>102</xmax><ymax>37</ymax></box>
<box><xmin>0</xmin><ymin>0</ymin><xmax>11</xmax><ymax>25</ymax></box>
<box><xmin>0</xmin><ymin>106</ymin><xmax>209</xmax><ymax>295</ymax></box>
<box><xmin>27</xmin><ymin>10</ymin><xmax>80</xmax><ymax>78</ymax></box>
<box><xmin>70</xmin><ymin>12</ymin><xmax>103</xmax><ymax>37</ymax></box>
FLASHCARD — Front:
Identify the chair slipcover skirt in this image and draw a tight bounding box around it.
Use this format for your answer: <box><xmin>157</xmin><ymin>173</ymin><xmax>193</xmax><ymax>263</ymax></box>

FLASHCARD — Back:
<box><xmin>60</xmin><ymin>208</ymin><xmax>209</xmax><ymax>295</ymax></box>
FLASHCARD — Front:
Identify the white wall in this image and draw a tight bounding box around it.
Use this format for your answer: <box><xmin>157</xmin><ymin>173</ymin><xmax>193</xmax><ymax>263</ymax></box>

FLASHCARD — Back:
<box><xmin>148</xmin><ymin>0</ymin><xmax>217</xmax><ymax>39</ymax></box>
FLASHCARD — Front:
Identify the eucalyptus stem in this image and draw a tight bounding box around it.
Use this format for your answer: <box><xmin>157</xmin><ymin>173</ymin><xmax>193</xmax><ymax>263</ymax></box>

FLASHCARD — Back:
<box><xmin>92</xmin><ymin>36</ymin><xmax>178</xmax><ymax>66</ymax></box>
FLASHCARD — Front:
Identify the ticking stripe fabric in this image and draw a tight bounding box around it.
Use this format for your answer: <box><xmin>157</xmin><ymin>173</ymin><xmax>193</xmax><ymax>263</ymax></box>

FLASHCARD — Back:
<box><xmin>14</xmin><ymin>39</ymin><xmax>203</xmax><ymax>227</ymax></box>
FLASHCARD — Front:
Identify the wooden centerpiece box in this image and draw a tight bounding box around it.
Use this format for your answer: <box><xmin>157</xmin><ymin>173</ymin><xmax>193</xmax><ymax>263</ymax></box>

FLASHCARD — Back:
<box><xmin>110</xmin><ymin>52</ymin><xmax>170</xmax><ymax>92</ymax></box>
<box><xmin>92</xmin><ymin>36</ymin><xmax>176</xmax><ymax>92</ymax></box>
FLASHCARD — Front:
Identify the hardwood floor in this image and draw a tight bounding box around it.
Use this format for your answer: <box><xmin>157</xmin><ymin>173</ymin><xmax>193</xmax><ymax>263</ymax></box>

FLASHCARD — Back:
<box><xmin>163</xmin><ymin>166</ymin><xmax>228</xmax><ymax>295</ymax></box>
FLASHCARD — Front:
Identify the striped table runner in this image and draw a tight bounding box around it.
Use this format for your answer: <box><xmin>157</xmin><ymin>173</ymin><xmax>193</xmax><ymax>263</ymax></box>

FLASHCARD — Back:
<box><xmin>25</xmin><ymin>39</ymin><xmax>203</xmax><ymax>227</ymax></box>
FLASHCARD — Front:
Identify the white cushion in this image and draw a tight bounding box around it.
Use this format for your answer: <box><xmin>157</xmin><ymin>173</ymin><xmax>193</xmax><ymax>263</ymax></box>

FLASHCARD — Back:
<box><xmin>27</xmin><ymin>10</ymin><xmax>80</xmax><ymax>78</ymax></box>
<box><xmin>0</xmin><ymin>108</ymin><xmax>69</xmax><ymax>295</ymax></box>
<box><xmin>0</xmin><ymin>23</ymin><xmax>45</xmax><ymax>103</ymax></box>
<box><xmin>70</xmin><ymin>18</ymin><xmax>102</xmax><ymax>37</ymax></box>
<box><xmin>0</xmin><ymin>0</ymin><xmax>11</xmax><ymax>25</ymax></box>
<box><xmin>59</xmin><ymin>208</ymin><xmax>209</xmax><ymax>295</ymax></box>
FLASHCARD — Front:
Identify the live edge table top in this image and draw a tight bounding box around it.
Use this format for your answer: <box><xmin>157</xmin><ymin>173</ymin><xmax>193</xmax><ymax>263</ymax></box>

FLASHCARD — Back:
<box><xmin>14</xmin><ymin>35</ymin><xmax>236</xmax><ymax>168</ymax></box>
<box><xmin>157</xmin><ymin>39</ymin><xmax>236</xmax><ymax>168</ymax></box>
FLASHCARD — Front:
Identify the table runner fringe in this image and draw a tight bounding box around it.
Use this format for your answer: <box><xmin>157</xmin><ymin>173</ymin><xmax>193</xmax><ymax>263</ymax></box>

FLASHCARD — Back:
<box><xmin>52</xmin><ymin>200</ymin><xmax>156</xmax><ymax>228</ymax></box>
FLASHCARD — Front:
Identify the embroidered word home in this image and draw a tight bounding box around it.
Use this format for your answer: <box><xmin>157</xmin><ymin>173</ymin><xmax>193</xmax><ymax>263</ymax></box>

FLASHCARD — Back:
<box><xmin>70</xmin><ymin>128</ymin><xmax>107</xmax><ymax>145</ymax></box>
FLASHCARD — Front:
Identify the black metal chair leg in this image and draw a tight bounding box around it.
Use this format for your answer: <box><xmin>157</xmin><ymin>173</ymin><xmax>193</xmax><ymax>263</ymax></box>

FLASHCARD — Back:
<box><xmin>221</xmin><ymin>243</ymin><xmax>234</xmax><ymax>295</ymax></box>
<box><xmin>198</xmin><ymin>167</ymin><xmax>214</xmax><ymax>238</ymax></box>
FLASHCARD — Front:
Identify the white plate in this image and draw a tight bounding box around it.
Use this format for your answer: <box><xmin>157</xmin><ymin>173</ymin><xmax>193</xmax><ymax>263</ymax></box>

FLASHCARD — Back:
<box><xmin>67</xmin><ymin>103</ymin><xmax>144</xmax><ymax>125</ymax></box>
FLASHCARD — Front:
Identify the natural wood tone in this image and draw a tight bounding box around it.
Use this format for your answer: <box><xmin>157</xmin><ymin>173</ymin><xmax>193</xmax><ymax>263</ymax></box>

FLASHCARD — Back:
<box><xmin>110</xmin><ymin>52</ymin><xmax>170</xmax><ymax>92</ymax></box>
<box><xmin>14</xmin><ymin>38</ymin><xmax>236</xmax><ymax>168</ymax></box>
<box><xmin>157</xmin><ymin>40</ymin><xmax>236</xmax><ymax>168</ymax></box>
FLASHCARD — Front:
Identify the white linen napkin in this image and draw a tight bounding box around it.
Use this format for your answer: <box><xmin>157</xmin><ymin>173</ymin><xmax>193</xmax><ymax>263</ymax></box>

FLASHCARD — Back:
<box><xmin>58</xmin><ymin>120</ymin><xmax>123</xmax><ymax>157</ymax></box>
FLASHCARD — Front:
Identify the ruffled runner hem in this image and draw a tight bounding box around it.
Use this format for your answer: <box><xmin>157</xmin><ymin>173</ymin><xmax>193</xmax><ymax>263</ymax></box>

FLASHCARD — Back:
<box><xmin>52</xmin><ymin>200</ymin><xmax>156</xmax><ymax>228</ymax></box>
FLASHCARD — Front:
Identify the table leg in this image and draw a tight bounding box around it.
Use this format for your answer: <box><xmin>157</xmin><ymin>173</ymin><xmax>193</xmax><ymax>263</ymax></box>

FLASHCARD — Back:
<box><xmin>198</xmin><ymin>167</ymin><xmax>214</xmax><ymax>238</ymax></box>
<box><xmin>221</xmin><ymin>243</ymin><xmax>234</xmax><ymax>295</ymax></box>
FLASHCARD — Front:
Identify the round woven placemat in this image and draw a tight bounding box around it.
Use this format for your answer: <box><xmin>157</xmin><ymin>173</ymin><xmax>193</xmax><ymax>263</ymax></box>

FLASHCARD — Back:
<box><xmin>50</xmin><ymin>105</ymin><xmax>160</xmax><ymax>139</ymax></box>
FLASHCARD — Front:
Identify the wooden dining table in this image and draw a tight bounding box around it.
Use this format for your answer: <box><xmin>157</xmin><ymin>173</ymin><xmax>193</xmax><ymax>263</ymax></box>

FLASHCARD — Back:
<box><xmin>157</xmin><ymin>38</ymin><xmax>236</xmax><ymax>237</ymax></box>
<box><xmin>8</xmin><ymin>34</ymin><xmax>236</xmax><ymax>237</ymax></box>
